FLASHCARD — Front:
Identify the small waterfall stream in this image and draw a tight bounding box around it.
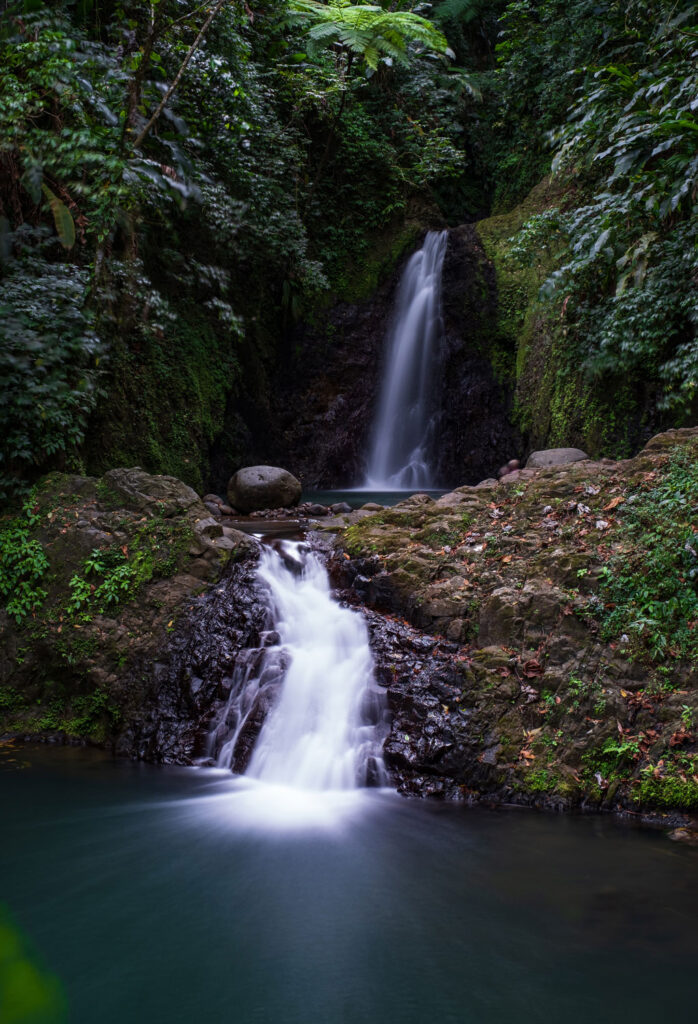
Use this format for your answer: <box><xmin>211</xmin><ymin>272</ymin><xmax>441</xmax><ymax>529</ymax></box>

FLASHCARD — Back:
<box><xmin>208</xmin><ymin>540</ymin><xmax>387</xmax><ymax>793</ymax></box>
<box><xmin>365</xmin><ymin>230</ymin><xmax>448</xmax><ymax>489</ymax></box>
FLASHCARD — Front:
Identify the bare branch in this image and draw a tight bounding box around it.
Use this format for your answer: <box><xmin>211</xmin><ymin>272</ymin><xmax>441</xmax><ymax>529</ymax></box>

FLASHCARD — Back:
<box><xmin>131</xmin><ymin>0</ymin><xmax>228</xmax><ymax>152</ymax></box>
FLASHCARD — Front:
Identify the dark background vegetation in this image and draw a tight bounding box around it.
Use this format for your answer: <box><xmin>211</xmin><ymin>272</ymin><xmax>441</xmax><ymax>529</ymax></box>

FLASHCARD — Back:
<box><xmin>0</xmin><ymin>0</ymin><xmax>696</xmax><ymax>500</ymax></box>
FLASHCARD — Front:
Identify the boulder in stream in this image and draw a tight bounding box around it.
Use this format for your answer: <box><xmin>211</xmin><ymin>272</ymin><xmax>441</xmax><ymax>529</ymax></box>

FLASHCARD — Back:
<box><xmin>227</xmin><ymin>465</ymin><xmax>301</xmax><ymax>513</ymax></box>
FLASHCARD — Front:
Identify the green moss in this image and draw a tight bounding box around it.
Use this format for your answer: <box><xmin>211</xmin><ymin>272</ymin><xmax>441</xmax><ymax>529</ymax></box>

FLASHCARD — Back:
<box><xmin>87</xmin><ymin>303</ymin><xmax>240</xmax><ymax>490</ymax></box>
<box><xmin>635</xmin><ymin>767</ymin><xmax>698</xmax><ymax>811</ymax></box>
<box><xmin>0</xmin><ymin>684</ymin><xmax>119</xmax><ymax>743</ymax></box>
<box><xmin>327</xmin><ymin>218</ymin><xmax>424</xmax><ymax>306</ymax></box>
<box><xmin>476</xmin><ymin>178</ymin><xmax>647</xmax><ymax>456</ymax></box>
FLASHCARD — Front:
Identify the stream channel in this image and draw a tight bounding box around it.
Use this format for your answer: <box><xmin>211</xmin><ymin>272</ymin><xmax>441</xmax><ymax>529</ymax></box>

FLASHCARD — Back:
<box><xmin>3</xmin><ymin>515</ymin><xmax>698</xmax><ymax>1022</ymax></box>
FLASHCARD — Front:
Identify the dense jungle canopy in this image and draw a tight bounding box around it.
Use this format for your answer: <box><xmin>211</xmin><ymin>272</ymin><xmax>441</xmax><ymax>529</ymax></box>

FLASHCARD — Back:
<box><xmin>0</xmin><ymin>0</ymin><xmax>696</xmax><ymax>501</ymax></box>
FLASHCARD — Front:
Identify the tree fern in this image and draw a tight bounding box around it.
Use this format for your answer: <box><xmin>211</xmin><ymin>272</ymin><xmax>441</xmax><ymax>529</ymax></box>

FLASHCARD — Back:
<box><xmin>288</xmin><ymin>0</ymin><xmax>450</xmax><ymax>69</ymax></box>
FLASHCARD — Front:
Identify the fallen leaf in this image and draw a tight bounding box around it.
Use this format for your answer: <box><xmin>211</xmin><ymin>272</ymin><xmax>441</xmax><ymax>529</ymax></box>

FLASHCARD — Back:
<box><xmin>603</xmin><ymin>495</ymin><xmax>625</xmax><ymax>511</ymax></box>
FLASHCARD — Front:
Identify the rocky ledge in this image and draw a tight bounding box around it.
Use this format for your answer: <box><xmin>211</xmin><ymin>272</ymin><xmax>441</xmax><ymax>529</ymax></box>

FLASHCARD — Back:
<box><xmin>0</xmin><ymin>467</ymin><xmax>259</xmax><ymax>758</ymax></box>
<box><xmin>2</xmin><ymin>432</ymin><xmax>697</xmax><ymax>826</ymax></box>
<box><xmin>332</xmin><ymin>428</ymin><xmax>698</xmax><ymax>818</ymax></box>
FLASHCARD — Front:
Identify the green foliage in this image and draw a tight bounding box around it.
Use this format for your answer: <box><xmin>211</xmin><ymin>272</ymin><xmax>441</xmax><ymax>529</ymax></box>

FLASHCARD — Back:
<box><xmin>65</xmin><ymin>513</ymin><xmax>193</xmax><ymax>618</ymax></box>
<box><xmin>0</xmin><ymin>258</ymin><xmax>105</xmax><ymax>499</ymax></box>
<box><xmin>508</xmin><ymin>1</ymin><xmax>697</xmax><ymax>417</ymax></box>
<box><xmin>1</xmin><ymin>0</ymin><xmax>694</xmax><ymax>494</ymax></box>
<box><xmin>485</xmin><ymin>0</ymin><xmax>608</xmax><ymax>209</ymax></box>
<box><xmin>545</xmin><ymin>3</ymin><xmax>697</xmax><ymax>408</ymax></box>
<box><xmin>67</xmin><ymin>548</ymin><xmax>138</xmax><ymax>616</ymax></box>
<box><xmin>288</xmin><ymin>0</ymin><xmax>450</xmax><ymax>69</ymax></box>
<box><xmin>0</xmin><ymin>6</ymin><xmax>129</xmax><ymax>244</ymax></box>
<box><xmin>599</xmin><ymin>447</ymin><xmax>698</xmax><ymax>662</ymax></box>
<box><xmin>0</xmin><ymin>904</ymin><xmax>67</xmax><ymax>1024</ymax></box>
<box><xmin>0</xmin><ymin>492</ymin><xmax>49</xmax><ymax>624</ymax></box>
<box><xmin>636</xmin><ymin>756</ymin><xmax>698</xmax><ymax>810</ymax></box>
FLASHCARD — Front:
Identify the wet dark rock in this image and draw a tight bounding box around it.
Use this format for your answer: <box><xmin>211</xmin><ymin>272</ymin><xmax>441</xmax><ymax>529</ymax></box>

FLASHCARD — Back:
<box><xmin>331</xmin><ymin>502</ymin><xmax>352</xmax><ymax>514</ymax></box>
<box><xmin>229</xmin><ymin>685</ymin><xmax>280</xmax><ymax>774</ymax></box>
<box><xmin>117</xmin><ymin>546</ymin><xmax>269</xmax><ymax>763</ymax></box>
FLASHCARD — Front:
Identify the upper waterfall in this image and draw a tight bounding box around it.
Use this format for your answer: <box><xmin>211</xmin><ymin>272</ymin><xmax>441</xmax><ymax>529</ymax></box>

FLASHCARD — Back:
<box><xmin>365</xmin><ymin>230</ymin><xmax>448</xmax><ymax>489</ymax></box>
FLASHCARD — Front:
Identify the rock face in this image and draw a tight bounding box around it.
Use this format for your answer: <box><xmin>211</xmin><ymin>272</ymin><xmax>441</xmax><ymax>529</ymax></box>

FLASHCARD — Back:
<box><xmin>265</xmin><ymin>226</ymin><xmax>520</xmax><ymax>489</ymax></box>
<box><xmin>227</xmin><ymin>465</ymin><xmax>301</xmax><ymax>513</ymax></box>
<box><xmin>4</xmin><ymin>432</ymin><xmax>697</xmax><ymax>820</ymax></box>
<box><xmin>526</xmin><ymin>448</ymin><xmax>589</xmax><ymax>469</ymax></box>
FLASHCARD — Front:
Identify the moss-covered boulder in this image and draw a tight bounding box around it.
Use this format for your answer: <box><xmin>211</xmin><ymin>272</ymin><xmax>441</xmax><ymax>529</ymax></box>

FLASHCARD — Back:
<box><xmin>0</xmin><ymin>468</ymin><xmax>257</xmax><ymax>756</ymax></box>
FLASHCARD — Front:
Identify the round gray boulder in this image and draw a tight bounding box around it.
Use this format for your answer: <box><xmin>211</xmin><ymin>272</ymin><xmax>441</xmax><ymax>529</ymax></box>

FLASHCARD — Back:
<box><xmin>526</xmin><ymin>448</ymin><xmax>589</xmax><ymax>469</ymax></box>
<box><xmin>227</xmin><ymin>465</ymin><xmax>302</xmax><ymax>513</ymax></box>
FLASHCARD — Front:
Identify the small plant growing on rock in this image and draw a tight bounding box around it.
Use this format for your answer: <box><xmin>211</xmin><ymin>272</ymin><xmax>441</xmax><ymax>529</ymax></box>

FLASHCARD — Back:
<box><xmin>0</xmin><ymin>492</ymin><xmax>49</xmax><ymax>623</ymax></box>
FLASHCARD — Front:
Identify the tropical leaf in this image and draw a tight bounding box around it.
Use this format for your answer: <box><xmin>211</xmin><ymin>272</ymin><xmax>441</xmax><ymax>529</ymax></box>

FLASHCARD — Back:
<box><xmin>41</xmin><ymin>184</ymin><xmax>76</xmax><ymax>249</ymax></box>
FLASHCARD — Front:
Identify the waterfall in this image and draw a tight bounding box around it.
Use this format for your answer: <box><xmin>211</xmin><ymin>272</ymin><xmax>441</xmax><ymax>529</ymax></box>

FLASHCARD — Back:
<box><xmin>210</xmin><ymin>541</ymin><xmax>387</xmax><ymax>792</ymax></box>
<box><xmin>365</xmin><ymin>230</ymin><xmax>448</xmax><ymax>489</ymax></box>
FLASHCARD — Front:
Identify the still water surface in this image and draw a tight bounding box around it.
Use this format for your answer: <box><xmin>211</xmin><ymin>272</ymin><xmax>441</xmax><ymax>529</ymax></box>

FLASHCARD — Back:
<box><xmin>3</xmin><ymin>748</ymin><xmax>696</xmax><ymax>1024</ymax></box>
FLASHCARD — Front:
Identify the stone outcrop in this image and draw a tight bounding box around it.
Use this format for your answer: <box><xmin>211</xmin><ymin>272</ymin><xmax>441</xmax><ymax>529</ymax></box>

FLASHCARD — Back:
<box><xmin>526</xmin><ymin>448</ymin><xmax>589</xmax><ymax>469</ymax></box>
<box><xmin>2</xmin><ymin>431</ymin><xmax>697</xmax><ymax>822</ymax></box>
<box><xmin>0</xmin><ymin>470</ymin><xmax>258</xmax><ymax>759</ymax></box>
<box><xmin>334</xmin><ymin>429</ymin><xmax>698</xmax><ymax>815</ymax></box>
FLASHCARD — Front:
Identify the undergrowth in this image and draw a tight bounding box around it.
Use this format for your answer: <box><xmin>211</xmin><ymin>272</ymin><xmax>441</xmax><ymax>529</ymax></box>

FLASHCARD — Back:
<box><xmin>598</xmin><ymin>447</ymin><xmax>698</xmax><ymax>663</ymax></box>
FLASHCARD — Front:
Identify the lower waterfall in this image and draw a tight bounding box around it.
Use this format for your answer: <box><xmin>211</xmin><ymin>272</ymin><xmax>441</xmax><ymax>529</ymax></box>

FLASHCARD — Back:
<box><xmin>208</xmin><ymin>540</ymin><xmax>388</xmax><ymax>793</ymax></box>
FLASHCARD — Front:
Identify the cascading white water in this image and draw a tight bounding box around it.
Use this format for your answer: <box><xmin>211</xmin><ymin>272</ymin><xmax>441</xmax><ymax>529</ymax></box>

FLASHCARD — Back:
<box><xmin>365</xmin><ymin>229</ymin><xmax>448</xmax><ymax>489</ymax></box>
<box><xmin>210</xmin><ymin>540</ymin><xmax>387</xmax><ymax>793</ymax></box>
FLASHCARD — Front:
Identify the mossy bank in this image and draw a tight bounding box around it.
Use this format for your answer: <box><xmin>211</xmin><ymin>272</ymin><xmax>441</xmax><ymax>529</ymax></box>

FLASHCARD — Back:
<box><xmin>334</xmin><ymin>428</ymin><xmax>698</xmax><ymax>816</ymax></box>
<box><xmin>0</xmin><ymin>467</ymin><xmax>257</xmax><ymax>757</ymax></box>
